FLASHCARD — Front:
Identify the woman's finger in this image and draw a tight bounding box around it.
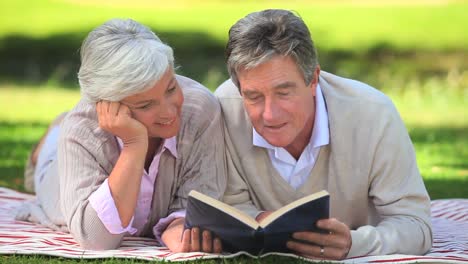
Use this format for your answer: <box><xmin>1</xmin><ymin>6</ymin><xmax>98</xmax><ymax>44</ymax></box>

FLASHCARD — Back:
<box><xmin>202</xmin><ymin>230</ymin><xmax>212</xmax><ymax>253</ymax></box>
<box><xmin>190</xmin><ymin>228</ymin><xmax>200</xmax><ymax>252</ymax></box>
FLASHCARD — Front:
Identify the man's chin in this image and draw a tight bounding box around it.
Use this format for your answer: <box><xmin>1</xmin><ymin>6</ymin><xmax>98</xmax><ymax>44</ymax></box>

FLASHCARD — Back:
<box><xmin>264</xmin><ymin>136</ymin><xmax>290</xmax><ymax>148</ymax></box>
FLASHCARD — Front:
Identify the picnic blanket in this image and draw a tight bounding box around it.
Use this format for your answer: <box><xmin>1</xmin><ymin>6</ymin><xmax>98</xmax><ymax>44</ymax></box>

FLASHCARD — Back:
<box><xmin>1</xmin><ymin>187</ymin><xmax>467</xmax><ymax>263</ymax></box>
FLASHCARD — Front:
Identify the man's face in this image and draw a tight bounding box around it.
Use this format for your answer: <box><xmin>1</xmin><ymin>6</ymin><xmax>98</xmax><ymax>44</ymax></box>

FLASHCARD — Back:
<box><xmin>238</xmin><ymin>55</ymin><xmax>319</xmax><ymax>156</ymax></box>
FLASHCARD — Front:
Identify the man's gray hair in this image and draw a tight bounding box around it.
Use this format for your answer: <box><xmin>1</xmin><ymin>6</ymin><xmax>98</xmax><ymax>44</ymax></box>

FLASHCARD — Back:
<box><xmin>226</xmin><ymin>9</ymin><xmax>319</xmax><ymax>88</ymax></box>
<box><xmin>78</xmin><ymin>19</ymin><xmax>174</xmax><ymax>102</ymax></box>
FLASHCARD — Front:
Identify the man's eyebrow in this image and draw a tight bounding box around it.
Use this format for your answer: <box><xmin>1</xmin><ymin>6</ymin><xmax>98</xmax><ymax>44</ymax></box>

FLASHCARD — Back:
<box><xmin>242</xmin><ymin>90</ymin><xmax>260</xmax><ymax>96</ymax></box>
<box><xmin>273</xmin><ymin>81</ymin><xmax>297</xmax><ymax>89</ymax></box>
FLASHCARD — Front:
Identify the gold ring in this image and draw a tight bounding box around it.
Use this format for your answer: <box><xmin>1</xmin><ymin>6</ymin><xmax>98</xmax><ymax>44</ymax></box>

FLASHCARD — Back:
<box><xmin>320</xmin><ymin>246</ymin><xmax>325</xmax><ymax>256</ymax></box>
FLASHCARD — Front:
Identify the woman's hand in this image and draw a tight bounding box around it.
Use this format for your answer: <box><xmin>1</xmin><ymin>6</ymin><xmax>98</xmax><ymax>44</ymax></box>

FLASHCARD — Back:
<box><xmin>96</xmin><ymin>101</ymin><xmax>147</xmax><ymax>145</ymax></box>
<box><xmin>162</xmin><ymin>218</ymin><xmax>222</xmax><ymax>253</ymax></box>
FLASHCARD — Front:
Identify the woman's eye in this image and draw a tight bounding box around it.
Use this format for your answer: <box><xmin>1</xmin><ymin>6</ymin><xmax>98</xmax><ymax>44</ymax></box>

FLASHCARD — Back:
<box><xmin>137</xmin><ymin>104</ymin><xmax>151</xmax><ymax>110</ymax></box>
<box><xmin>168</xmin><ymin>86</ymin><xmax>177</xmax><ymax>93</ymax></box>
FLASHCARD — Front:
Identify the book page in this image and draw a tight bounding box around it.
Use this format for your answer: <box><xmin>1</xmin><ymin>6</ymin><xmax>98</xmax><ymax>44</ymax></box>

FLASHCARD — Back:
<box><xmin>189</xmin><ymin>190</ymin><xmax>260</xmax><ymax>229</ymax></box>
<box><xmin>259</xmin><ymin>190</ymin><xmax>329</xmax><ymax>227</ymax></box>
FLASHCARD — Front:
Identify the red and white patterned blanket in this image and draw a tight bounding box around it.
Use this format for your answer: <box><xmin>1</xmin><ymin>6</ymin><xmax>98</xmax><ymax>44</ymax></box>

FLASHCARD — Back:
<box><xmin>0</xmin><ymin>187</ymin><xmax>467</xmax><ymax>263</ymax></box>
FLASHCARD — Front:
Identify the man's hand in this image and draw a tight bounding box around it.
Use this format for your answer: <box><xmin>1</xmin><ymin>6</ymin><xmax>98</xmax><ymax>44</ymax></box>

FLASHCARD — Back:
<box><xmin>255</xmin><ymin>211</ymin><xmax>273</xmax><ymax>223</ymax></box>
<box><xmin>96</xmin><ymin>101</ymin><xmax>148</xmax><ymax>146</ymax></box>
<box><xmin>162</xmin><ymin>218</ymin><xmax>222</xmax><ymax>253</ymax></box>
<box><xmin>286</xmin><ymin>218</ymin><xmax>352</xmax><ymax>260</ymax></box>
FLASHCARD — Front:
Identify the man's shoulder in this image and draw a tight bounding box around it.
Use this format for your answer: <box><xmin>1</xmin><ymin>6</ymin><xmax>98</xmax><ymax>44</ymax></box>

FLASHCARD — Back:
<box><xmin>214</xmin><ymin>79</ymin><xmax>242</xmax><ymax>99</ymax></box>
<box><xmin>321</xmin><ymin>71</ymin><xmax>405</xmax><ymax>144</ymax></box>
<box><xmin>320</xmin><ymin>71</ymin><xmax>393</xmax><ymax>109</ymax></box>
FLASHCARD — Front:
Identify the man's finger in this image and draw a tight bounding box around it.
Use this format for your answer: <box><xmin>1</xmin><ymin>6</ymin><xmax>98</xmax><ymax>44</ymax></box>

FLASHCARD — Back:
<box><xmin>317</xmin><ymin>218</ymin><xmax>346</xmax><ymax>235</ymax></box>
<box><xmin>287</xmin><ymin>240</ymin><xmax>320</xmax><ymax>257</ymax></box>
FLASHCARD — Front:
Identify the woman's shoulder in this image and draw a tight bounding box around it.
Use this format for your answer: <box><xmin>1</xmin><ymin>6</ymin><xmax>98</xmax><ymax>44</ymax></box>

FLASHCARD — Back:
<box><xmin>176</xmin><ymin>75</ymin><xmax>222</xmax><ymax>136</ymax></box>
<box><xmin>176</xmin><ymin>75</ymin><xmax>218</xmax><ymax>108</ymax></box>
<box><xmin>60</xmin><ymin>99</ymin><xmax>113</xmax><ymax>146</ymax></box>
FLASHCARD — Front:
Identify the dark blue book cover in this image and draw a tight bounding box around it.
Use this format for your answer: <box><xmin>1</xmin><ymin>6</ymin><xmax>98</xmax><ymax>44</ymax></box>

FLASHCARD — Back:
<box><xmin>184</xmin><ymin>190</ymin><xmax>330</xmax><ymax>255</ymax></box>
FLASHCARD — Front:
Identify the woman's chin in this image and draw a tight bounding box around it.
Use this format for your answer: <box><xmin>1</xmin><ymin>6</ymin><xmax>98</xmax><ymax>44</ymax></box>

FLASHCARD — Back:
<box><xmin>149</xmin><ymin>127</ymin><xmax>179</xmax><ymax>139</ymax></box>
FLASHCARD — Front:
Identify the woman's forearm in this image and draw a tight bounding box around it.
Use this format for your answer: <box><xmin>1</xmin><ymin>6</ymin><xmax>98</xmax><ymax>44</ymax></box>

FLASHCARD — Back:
<box><xmin>107</xmin><ymin>140</ymin><xmax>148</xmax><ymax>227</ymax></box>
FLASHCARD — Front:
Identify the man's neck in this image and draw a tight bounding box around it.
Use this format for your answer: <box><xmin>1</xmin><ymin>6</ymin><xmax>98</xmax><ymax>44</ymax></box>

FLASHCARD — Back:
<box><xmin>285</xmin><ymin>113</ymin><xmax>315</xmax><ymax>160</ymax></box>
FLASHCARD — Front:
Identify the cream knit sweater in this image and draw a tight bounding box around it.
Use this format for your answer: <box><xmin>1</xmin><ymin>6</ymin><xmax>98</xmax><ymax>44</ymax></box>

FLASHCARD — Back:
<box><xmin>215</xmin><ymin>71</ymin><xmax>432</xmax><ymax>258</ymax></box>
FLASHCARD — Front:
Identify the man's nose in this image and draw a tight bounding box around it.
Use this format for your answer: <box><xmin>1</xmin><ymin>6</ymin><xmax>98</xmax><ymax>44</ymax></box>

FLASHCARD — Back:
<box><xmin>262</xmin><ymin>97</ymin><xmax>279</xmax><ymax>123</ymax></box>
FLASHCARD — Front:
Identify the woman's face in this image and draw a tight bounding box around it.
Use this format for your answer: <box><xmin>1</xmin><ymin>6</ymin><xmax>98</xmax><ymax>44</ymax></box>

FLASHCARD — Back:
<box><xmin>121</xmin><ymin>67</ymin><xmax>184</xmax><ymax>139</ymax></box>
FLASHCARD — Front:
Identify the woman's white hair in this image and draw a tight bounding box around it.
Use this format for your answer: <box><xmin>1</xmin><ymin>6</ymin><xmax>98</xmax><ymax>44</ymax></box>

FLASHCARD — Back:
<box><xmin>78</xmin><ymin>18</ymin><xmax>174</xmax><ymax>102</ymax></box>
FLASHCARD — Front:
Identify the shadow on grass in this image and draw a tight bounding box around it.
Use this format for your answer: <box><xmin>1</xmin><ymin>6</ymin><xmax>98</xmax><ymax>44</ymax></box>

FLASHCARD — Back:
<box><xmin>1</xmin><ymin>31</ymin><xmax>466</xmax><ymax>91</ymax></box>
<box><xmin>409</xmin><ymin>126</ymin><xmax>468</xmax><ymax>144</ymax></box>
<box><xmin>0</xmin><ymin>121</ymin><xmax>48</xmax><ymax>192</ymax></box>
<box><xmin>424</xmin><ymin>178</ymin><xmax>468</xmax><ymax>199</ymax></box>
<box><xmin>0</xmin><ymin>30</ymin><xmax>227</xmax><ymax>89</ymax></box>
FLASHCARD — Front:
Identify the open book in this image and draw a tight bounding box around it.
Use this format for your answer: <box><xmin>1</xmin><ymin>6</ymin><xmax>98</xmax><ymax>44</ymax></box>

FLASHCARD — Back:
<box><xmin>184</xmin><ymin>190</ymin><xmax>330</xmax><ymax>255</ymax></box>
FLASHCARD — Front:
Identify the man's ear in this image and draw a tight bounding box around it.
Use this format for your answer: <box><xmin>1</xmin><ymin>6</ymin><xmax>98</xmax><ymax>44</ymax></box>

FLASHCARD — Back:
<box><xmin>309</xmin><ymin>65</ymin><xmax>321</xmax><ymax>96</ymax></box>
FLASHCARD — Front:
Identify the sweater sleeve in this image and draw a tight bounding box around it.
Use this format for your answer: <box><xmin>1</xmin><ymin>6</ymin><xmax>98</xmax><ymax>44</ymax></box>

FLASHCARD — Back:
<box><xmin>58</xmin><ymin>125</ymin><xmax>126</xmax><ymax>250</ymax></box>
<box><xmin>347</xmin><ymin>103</ymin><xmax>433</xmax><ymax>258</ymax></box>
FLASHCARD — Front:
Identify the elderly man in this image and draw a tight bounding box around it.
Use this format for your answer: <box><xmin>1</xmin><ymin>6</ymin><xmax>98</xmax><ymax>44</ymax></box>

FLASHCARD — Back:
<box><xmin>215</xmin><ymin>9</ymin><xmax>432</xmax><ymax>260</ymax></box>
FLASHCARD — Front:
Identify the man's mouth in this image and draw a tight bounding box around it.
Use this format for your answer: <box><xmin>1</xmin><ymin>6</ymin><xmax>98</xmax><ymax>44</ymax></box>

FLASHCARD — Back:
<box><xmin>264</xmin><ymin>123</ymin><xmax>286</xmax><ymax>130</ymax></box>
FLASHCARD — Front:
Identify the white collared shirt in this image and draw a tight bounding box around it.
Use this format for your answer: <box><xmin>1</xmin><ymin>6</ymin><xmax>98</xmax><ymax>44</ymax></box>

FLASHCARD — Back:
<box><xmin>253</xmin><ymin>84</ymin><xmax>329</xmax><ymax>189</ymax></box>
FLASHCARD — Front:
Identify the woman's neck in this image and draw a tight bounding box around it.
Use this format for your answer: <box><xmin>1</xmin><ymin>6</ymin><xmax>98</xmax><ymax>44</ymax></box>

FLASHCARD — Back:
<box><xmin>145</xmin><ymin>137</ymin><xmax>162</xmax><ymax>171</ymax></box>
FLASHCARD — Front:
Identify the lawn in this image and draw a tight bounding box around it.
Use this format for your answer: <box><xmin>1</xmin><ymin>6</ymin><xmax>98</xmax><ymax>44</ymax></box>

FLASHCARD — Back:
<box><xmin>0</xmin><ymin>0</ymin><xmax>467</xmax><ymax>263</ymax></box>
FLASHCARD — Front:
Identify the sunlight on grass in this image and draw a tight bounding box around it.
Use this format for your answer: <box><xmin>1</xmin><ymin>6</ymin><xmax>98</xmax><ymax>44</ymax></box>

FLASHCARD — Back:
<box><xmin>0</xmin><ymin>85</ymin><xmax>80</xmax><ymax>123</ymax></box>
<box><xmin>1</xmin><ymin>1</ymin><xmax>467</xmax><ymax>51</ymax></box>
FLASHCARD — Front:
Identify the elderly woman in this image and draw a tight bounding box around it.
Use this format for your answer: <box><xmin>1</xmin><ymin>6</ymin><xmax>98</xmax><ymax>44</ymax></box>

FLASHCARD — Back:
<box><xmin>16</xmin><ymin>19</ymin><xmax>225</xmax><ymax>253</ymax></box>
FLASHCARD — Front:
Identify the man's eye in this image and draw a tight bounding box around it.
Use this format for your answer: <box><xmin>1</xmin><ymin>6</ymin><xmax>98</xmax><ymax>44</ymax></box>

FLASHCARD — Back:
<box><xmin>247</xmin><ymin>95</ymin><xmax>261</xmax><ymax>101</ymax></box>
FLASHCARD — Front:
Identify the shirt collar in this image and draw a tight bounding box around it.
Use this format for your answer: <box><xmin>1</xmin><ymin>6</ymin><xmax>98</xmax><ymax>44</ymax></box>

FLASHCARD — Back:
<box><xmin>253</xmin><ymin>83</ymin><xmax>329</xmax><ymax>151</ymax></box>
<box><xmin>116</xmin><ymin>136</ymin><xmax>178</xmax><ymax>158</ymax></box>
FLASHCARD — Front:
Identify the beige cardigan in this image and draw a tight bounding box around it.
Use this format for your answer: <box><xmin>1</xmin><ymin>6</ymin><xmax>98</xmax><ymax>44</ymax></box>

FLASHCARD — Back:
<box><xmin>31</xmin><ymin>75</ymin><xmax>226</xmax><ymax>249</ymax></box>
<box><xmin>215</xmin><ymin>71</ymin><xmax>432</xmax><ymax>258</ymax></box>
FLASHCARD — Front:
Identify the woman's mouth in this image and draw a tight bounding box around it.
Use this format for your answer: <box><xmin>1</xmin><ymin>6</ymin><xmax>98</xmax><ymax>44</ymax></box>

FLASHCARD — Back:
<box><xmin>155</xmin><ymin>118</ymin><xmax>175</xmax><ymax>126</ymax></box>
